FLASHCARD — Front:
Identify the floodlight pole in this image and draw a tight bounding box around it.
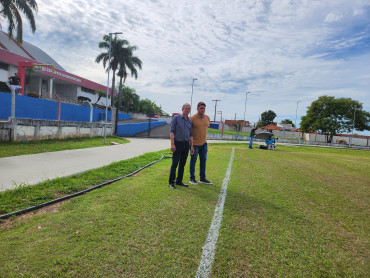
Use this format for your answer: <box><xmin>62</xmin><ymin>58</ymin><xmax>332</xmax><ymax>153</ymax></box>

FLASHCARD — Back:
<box><xmin>190</xmin><ymin>78</ymin><xmax>197</xmax><ymax>116</ymax></box>
<box><xmin>104</xmin><ymin>32</ymin><xmax>122</xmax><ymax>144</ymax></box>
<box><xmin>295</xmin><ymin>100</ymin><xmax>301</xmax><ymax>145</ymax></box>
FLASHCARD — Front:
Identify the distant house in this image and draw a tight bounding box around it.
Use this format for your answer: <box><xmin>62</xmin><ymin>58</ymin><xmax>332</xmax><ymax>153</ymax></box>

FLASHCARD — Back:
<box><xmin>261</xmin><ymin>124</ymin><xmax>283</xmax><ymax>132</ymax></box>
<box><xmin>277</xmin><ymin>123</ymin><xmax>294</xmax><ymax>130</ymax></box>
<box><xmin>224</xmin><ymin>120</ymin><xmax>251</xmax><ymax>127</ymax></box>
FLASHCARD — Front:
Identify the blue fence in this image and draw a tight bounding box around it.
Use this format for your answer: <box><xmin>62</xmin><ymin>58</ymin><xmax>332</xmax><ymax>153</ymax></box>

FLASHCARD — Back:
<box><xmin>210</xmin><ymin>123</ymin><xmax>219</xmax><ymax>129</ymax></box>
<box><xmin>0</xmin><ymin>91</ymin><xmax>131</xmax><ymax>121</ymax></box>
<box><xmin>117</xmin><ymin>121</ymin><xmax>167</xmax><ymax>136</ymax></box>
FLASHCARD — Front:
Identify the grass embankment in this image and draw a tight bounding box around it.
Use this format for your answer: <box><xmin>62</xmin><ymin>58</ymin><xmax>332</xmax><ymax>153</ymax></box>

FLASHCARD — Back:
<box><xmin>1</xmin><ymin>145</ymin><xmax>369</xmax><ymax>277</ymax></box>
<box><xmin>0</xmin><ymin>151</ymin><xmax>163</xmax><ymax>215</ymax></box>
<box><xmin>0</xmin><ymin>136</ymin><xmax>129</xmax><ymax>158</ymax></box>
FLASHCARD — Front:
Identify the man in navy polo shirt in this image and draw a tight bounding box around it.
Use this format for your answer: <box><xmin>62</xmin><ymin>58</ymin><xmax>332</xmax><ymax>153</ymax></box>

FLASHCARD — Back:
<box><xmin>169</xmin><ymin>103</ymin><xmax>194</xmax><ymax>189</ymax></box>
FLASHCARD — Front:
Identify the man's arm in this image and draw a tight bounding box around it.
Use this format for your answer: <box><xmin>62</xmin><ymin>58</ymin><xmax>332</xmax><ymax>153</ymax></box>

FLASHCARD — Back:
<box><xmin>190</xmin><ymin>136</ymin><xmax>194</xmax><ymax>155</ymax></box>
<box><xmin>170</xmin><ymin>132</ymin><xmax>176</xmax><ymax>153</ymax></box>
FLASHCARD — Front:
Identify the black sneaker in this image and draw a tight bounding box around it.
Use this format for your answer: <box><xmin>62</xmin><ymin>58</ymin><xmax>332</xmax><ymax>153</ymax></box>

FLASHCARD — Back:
<box><xmin>169</xmin><ymin>183</ymin><xmax>176</xmax><ymax>189</ymax></box>
<box><xmin>199</xmin><ymin>178</ymin><xmax>213</xmax><ymax>185</ymax></box>
<box><xmin>176</xmin><ymin>181</ymin><xmax>188</xmax><ymax>187</ymax></box>
<box><xmin>189</xmin><ymin>178</ymin><xmax>198</xmax><ymax>185</ymax></box>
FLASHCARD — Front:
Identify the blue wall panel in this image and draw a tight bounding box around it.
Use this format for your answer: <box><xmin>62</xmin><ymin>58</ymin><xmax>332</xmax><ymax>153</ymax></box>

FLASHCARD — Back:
<box><xmin>210</xmin><ymin>123</ymin><xmax>219</xmax><ymax>129</ymax></box>
<box><xmin>0</xmin><ymin>91</ymin><xmax>131</xmax><ymax>122</ymax></box>
<box><xmin>0</xmin><ymin>92</ymin><xmax>11</xmax><ymax>119</ymax></box>
<box><xmin>117</xmin><ymin>121</ymin><xmax>167</xmax><ymax>136</ymax></box>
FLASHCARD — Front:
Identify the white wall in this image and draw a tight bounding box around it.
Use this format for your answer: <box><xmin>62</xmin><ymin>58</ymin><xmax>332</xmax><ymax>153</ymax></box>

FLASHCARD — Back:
<box><xmin>0</xmin><ymin>69</ymin><xmax>8</xmax><ymax>82</ymax></box>
<box><xmin>78</xmin><ymin>91</ymin><xmax>109</xmax><ymax>106</ymax></box>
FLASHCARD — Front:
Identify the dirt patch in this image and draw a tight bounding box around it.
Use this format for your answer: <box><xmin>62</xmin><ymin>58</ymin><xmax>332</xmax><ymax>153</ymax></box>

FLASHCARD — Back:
<box><xmin>0</xmin><ymin>200</ymin><xmax>70</xmax><ymax>230</ymax></box>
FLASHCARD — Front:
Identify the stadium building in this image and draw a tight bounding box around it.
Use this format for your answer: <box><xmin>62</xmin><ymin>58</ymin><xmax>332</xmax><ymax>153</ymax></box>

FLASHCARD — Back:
<box><xmin>0</xmin><ymin>31</ymin><xmax>110</xmax><ymax>105</ymax></box>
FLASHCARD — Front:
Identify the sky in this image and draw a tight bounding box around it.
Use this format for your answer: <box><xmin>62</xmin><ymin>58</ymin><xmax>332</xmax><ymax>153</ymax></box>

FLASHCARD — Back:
<box><xmin>17</xmin><ymin>0</ymin><xmax>370</xmax><ymax>133</ymax></box>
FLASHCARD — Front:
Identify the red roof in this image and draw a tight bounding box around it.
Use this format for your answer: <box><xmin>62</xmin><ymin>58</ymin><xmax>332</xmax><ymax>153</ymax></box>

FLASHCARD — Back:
<box><xmin>261</xmin><ymin>124</ymin><xmax>283</xmax><ymax>131</ymax></box>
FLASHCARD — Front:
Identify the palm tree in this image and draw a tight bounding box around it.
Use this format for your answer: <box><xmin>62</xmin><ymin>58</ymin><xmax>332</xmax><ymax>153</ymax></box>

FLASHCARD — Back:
<box><xmin>95</xmin><ymin>34</ymin><xmax>130</xmax><ymax>107</ymax></box>
<box><xmin>0</xmin><ymin>0</ymin><xmax>38</xmax><ymax>43</ymax></box>
<box><xmin>116</xmin><ymin>44</ymin><xmax>142</xmax><ymax>113</ymax></box>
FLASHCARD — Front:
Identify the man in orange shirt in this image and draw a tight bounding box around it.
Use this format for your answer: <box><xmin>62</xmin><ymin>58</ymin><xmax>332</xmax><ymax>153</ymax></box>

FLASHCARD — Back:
<box><xmin>189</xmin><ymin>102</ymin><xmax>212</xmax><ymax>185</ymax></box>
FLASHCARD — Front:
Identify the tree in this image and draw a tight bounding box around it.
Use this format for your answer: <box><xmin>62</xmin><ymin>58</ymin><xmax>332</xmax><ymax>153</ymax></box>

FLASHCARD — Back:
<box><xmin>96</xmin><ymin>35</ymin><xmax>130</xmax><ymax>107</ymax></box>
<box><xmin>117</xmin><ymin>85</ymin><xmax>140</xmax><ymax>112</ymax></box>
<box><xmin>300</xmin><ymin>96</ymin><xmax>370</xmax><ymax>143</ymax></box>
<box><xmin>116</xmin><ymin>44</ymin><xmax>142</xmax><ymax>113</ymax></box>
<box><xmin>140</xmin><ymin>98</ymin><xmax>160</xmax><ymax>114</ymax></box>
<box><xmin>0</xmin><ymin>0</ymin><xmax>38</xmax><ymax>43</ymax></box>
<box><xmin>281</xmin><ymin>119</ymin><xmax>294</xmax><ymax>127</ymax></box>
<box><xmin>93</xmin><ymin>90</ymin><xmax>106</xmax><ymax>105</ymax></box>
<box><xmin>259</xmin><ymin>110</ymin><xmax>276</xmax><ymax>127</ymax></box>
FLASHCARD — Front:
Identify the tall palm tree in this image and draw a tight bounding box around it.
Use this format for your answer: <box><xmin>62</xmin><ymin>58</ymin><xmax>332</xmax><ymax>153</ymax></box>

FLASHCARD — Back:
<box><xmin>0</xmin><ymin>0</ymin><xmax>38</xmax><ymax>43</ymax></box>
<box><xmin>116</xmin><ymin>45</ymin><xmax>142</xmax><ymax>112</ymax></box>
<box><xmin>96</xmin><ymin>34</ymin><xmax>130</xmax><ymax>107</ymax></box>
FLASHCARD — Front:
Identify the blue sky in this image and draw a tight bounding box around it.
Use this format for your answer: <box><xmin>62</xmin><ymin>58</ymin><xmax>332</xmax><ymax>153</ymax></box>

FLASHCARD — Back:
<box><xmin>17</xmin><ymin>0</ymin><xmax>370</xmax><ymax>133</ymax></box>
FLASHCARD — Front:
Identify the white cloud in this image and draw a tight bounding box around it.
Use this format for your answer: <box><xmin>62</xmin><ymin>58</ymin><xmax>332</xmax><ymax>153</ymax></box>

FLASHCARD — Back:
<box><xmin>325</xmin><ymin>13</ymin><xmax>343</xmax><ymax>23</ymax></box>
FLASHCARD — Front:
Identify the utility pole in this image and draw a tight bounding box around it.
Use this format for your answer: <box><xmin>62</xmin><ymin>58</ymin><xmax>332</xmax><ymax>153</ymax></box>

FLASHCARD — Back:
<box><xmin>350</xmin><ymin>107</ymin><xmax>358</xmax><ymax>148</ymax></box>
<box><xmin>212</xmin><ymin>99</ymin><xmax>221</xmax><ymax>121</ymax></box>
<box><xmin>190</xmin><ymin>78</ymin><xmax>197</xmax><ymax>115</ymax></box>
<box><xmin>243</xmin><ymin>91</ymin><xmax>250</xmax><ymax>136</ymax></box>
<box><xmin>218</xmin><ymin>111</ymin><xmax>223</xmax><ymax>123</ymax></box>
<box><xmin>295</xmin><ymin>100</ymin><xmax>301</xmax><ymax>145</ymax></box>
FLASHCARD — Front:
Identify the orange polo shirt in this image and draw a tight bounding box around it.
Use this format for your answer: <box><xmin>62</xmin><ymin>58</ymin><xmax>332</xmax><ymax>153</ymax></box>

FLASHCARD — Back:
<box><xmin>190</xmin><ymin>113</ymin><xmax>210</xmax><ymax>146</ymax></box>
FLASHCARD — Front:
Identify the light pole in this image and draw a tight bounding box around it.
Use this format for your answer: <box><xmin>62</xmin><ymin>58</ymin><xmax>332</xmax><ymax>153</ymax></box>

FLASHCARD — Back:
<box><xmin>350</xmin><ymin>107</ymin><xmax>358</xmax><ymax>148</ymax></box>
<box><xmin>190</xmin><ymin>78</ymin><xmax>197</xmax><ymax>115</ymax></box>
<box><xmin>295</xmin><ymin>100</ymin><xmax>301</xmax><ymax>144</ymax></box>
<box><xmin>242</xmin><ymin>91</ymin><xmax>250</xmax><ymax>136</ymax></box>
<box><xmin>104</xmin><ymin>32</ymin><xmax>122</xmax><ymax>144</ymax></box>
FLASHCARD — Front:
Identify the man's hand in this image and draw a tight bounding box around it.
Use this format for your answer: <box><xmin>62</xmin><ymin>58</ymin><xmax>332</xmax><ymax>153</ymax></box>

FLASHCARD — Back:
<box><xmin>171</xmin><ymin>143</ymin><xmax>176</xmax><ymax>153</ymax></box>
<box><xmin>190</xmin><ymin>146</ymin><xmax>194</xmax><ymax>155</ymax></box>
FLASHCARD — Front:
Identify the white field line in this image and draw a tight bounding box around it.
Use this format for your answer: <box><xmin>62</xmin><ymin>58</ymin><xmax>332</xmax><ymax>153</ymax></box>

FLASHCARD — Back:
<box><xmin>195</xmin><ymin>147</ymin><xmax>235</xmax><ymax>278</ymax></box>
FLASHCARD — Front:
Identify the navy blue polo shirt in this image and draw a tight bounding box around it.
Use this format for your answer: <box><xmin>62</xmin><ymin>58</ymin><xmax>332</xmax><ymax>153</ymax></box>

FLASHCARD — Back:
<box><xmin>170</xmin><ymin>114</ymin><xmax>193</xmax><ymax>141</ymax></box>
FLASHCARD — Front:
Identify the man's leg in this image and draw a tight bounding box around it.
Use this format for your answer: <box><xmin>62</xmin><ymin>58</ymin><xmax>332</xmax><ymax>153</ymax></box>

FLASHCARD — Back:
<box><xmin>189</xmin><ymin>145</ymin><xmax>199</xmax><ymax>180</ymax></box>
<box><xmin>199</xmin><ymin>143</ymin><xmax>208</xmax><ymax>180</ymax></box>
<box><xmin>249</xmin><ymin>136</ymin><xmax>254</xmax><ymax>148</ymax></box>
<box><xmin>176</xmin><ymin>143</ymin><xmax>189</xmax><ymax>183</ymax></box>
<box><xmin>169</xmin><ymin>143</ymin><xmax>182</xmax><ymax>184</ymax></box>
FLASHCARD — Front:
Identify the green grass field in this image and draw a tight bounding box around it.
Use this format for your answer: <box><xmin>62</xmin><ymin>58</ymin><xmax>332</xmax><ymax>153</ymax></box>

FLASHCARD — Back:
<box><xmin>207</xmin><ymin>128</ymin><xmax>246</xmax><ymax>136</ymax></box>
<box><xmin>1</xmin><ymin>144</ymin><xmax>369</xmax><ymax>277</ymax></box>
<box><xmin>0</xmin><ymin>136</ymin><xmax>129</xmax><ymax>158</ymax></box>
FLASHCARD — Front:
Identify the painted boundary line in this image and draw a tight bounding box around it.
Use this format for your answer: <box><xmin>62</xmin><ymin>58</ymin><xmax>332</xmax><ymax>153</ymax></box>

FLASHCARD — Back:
<box><xmin>196</xmin><ymin>147</ymin><xmax>235</xmax><ymax>277</ymax></box>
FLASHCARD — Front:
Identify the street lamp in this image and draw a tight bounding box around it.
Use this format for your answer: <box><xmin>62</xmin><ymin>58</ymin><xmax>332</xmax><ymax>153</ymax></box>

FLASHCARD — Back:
<box><xmin>295</xmin><ymin>100</ymin><xmax>301</xmax><ymax>144</ymax></box>
<box><xmin>242</xmin><ymin>91</ymin><xmax>250</xmax><ymax>136</ymax></box>
<box><xmin>190</xmin><ymin>78</ymin><xmax>197</xmax><ymax>115</ymax></box>
<box><xmin>104</xmin><ymin>32</ymin><xmax>122</xmax><ymax>144</ymax></box>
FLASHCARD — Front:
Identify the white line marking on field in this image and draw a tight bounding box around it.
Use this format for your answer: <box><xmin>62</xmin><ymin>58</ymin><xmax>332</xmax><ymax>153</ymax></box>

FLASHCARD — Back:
<box><xmin>196</xmin><ymin>148</ymin><xmax>235</xmax><ymax>278</ymax></box>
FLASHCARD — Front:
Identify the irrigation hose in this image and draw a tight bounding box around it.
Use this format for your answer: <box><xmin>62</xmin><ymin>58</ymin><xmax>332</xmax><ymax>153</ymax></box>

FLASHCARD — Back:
<box><xmin>0</xmin><ymin>154</ymin><xmax>168</xmax><ymax>220</ymax></box>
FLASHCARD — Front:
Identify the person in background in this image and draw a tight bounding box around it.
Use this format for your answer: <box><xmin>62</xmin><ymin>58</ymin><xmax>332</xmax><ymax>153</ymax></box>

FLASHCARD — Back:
<box><xmin>265</xmin><ymin>135</ymin><xmax>275</xmax><ymax>150</ymax></box>
<box><xmin>6</xmin><ymin>73</ymin><xmax>22</xmax><ymax>95</ymax></box>
<box><xmin>189</xmin><ymin>101</ymin><xmax>212</xmax><ymax>185</ymax></box>
<box><xmin>169</xmin><ymin>103</ymin><xmax>194</xmax><ymax>189</ymax></box>
<box><xmin>249</xmin><ymin>126</ymin><xmax>258</xmax><ymax>149</ymax></box>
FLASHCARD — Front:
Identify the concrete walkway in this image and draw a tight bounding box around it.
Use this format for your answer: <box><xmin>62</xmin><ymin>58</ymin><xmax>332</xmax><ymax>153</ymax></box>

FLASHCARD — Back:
<box><xmin>0</xmin><ymin>138</ymin><xmax>170</xmax><ymax>192</ymax></box>
<box><xmin>0</xmin><ymin>137</ymin><xmax>274</xmax><ymax>192</ymax></box>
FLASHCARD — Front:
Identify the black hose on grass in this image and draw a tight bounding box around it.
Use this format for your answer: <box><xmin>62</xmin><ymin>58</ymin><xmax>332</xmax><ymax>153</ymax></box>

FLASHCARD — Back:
<box><xmin>0</xmin><ymin>154</ymin><xmax>167</xmax><ymax>220</ymax></box>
